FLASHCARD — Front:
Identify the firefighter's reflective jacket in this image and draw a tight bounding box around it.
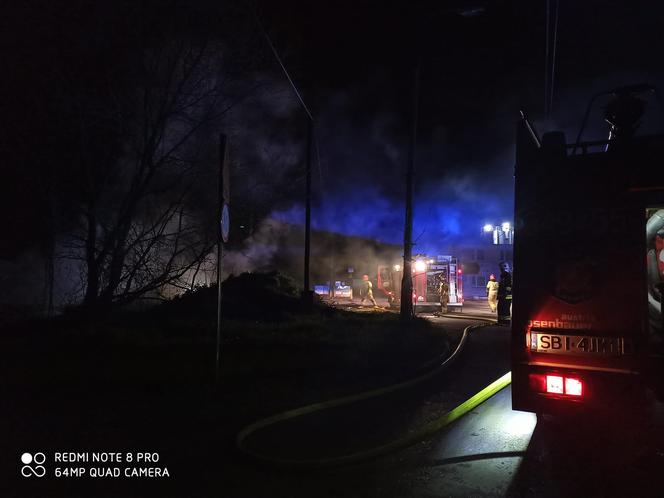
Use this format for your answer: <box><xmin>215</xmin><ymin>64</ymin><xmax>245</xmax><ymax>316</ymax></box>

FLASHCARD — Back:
<box><xmin>498</xmin><ymin>271</ymin><xmax>513</xmax><ymax>300</ymax></box>
<box><xmin>361</xmin><ymin>279</ymin><xmax>377</xmax><ymax>305</ymax></box>
<box><xmin>439</xmin><ymin>281</ymin><xmax>449</xmax><ymax>304</ymax></box>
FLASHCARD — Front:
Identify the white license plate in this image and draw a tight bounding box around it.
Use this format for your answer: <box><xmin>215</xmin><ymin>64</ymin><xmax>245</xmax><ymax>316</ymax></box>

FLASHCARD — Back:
<box><xmin>530</xmin><ymin>332</ymin><xmax>627</xmax><ymax>356</ymax></box>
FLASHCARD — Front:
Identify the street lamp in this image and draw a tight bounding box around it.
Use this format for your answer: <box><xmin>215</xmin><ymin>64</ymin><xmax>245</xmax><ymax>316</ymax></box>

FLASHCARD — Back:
<box><xmin>482</xmin><ymin>223</ymin><xmax>514</xmax><ymax>245</ymax></box>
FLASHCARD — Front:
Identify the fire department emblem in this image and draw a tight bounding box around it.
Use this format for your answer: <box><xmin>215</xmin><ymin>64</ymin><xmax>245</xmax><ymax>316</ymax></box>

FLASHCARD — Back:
<box><xmin>552</xmin><ymin>259</ymin><xmax>596</xmax><ymax>304</ymax></box>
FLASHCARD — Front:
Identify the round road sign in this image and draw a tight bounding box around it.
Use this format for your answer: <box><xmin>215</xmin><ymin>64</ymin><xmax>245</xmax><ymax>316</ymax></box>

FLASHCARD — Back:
<box><xmin>221</xmin><ymin>203</ymin><xmax>230</xmax><ymax>243</ymax></box>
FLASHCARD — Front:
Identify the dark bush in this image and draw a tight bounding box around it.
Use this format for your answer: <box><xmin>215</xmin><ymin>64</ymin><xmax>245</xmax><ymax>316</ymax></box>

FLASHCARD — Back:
<box><xmin>160</xmin><ymin>271</ymin><xmax>309</xmax><ymax>321</ymax></box>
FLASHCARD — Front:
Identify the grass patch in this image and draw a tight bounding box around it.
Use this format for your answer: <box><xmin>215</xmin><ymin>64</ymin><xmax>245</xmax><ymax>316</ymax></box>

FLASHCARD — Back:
<box><xmin>4</xmin><ymin>273</ymin><xmax>449</xmax><ymax>390</ymax></box>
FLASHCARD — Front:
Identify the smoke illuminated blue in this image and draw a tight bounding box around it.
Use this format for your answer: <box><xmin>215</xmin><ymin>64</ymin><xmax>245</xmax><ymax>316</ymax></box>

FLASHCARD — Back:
<box><xmin>273</xmin><ymin>176</ymin><xmax>514</xmax><ymax>254</ymax></box>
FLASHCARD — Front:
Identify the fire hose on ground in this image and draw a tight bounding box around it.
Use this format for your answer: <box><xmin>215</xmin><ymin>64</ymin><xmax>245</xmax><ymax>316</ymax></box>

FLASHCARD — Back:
<box><xmin>235</xmin><ymin>315</ymin><xmax>512</xmax><ymax>469</ymax></box>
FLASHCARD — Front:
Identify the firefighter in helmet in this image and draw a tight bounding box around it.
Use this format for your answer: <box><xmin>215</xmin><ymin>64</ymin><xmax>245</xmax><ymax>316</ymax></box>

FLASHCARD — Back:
<box><xmin>439</xmin><ymin>275</ymin><xmax>450</xmax><ymax>314</ymax></box>
<box><xmin>486</xmin><ymin>274</ymin><xmax>499</xmax><ymax>313</ymax></box>
<box><xmin>497</xmin><ymin>262</ymin><xmax>512</xmax><ymax>325</ymax></box>
<box><xmin>360</xmin><ymin>274</ymin><xmax>378</xmax><ymax>307</ymax></box>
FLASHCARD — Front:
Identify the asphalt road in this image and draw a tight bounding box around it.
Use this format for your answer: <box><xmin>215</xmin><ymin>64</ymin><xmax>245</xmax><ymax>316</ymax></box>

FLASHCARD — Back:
<box><xmin>229</xmin><ymin>310</ymin><xmax>516</xmax><ymax>498</ymax></box>
<box><xmin>233</xmin><ymin>305</ymin><xmax>664</xmax><ymax>498</ymax></box>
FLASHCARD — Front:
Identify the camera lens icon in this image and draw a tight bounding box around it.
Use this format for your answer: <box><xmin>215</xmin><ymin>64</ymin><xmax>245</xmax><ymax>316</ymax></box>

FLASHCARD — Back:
<box><xmin>21</xmin><ymin>452</ymin><xmax>46</xmax><ymax>478</ymax></box>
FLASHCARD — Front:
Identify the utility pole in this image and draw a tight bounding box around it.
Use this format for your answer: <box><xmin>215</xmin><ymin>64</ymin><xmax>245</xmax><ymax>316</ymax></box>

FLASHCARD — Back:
<box><xmin>303</xmin><ymin>119</ymin><xmax>313</xmax><ymax>305</ymax></box>
<box><xmin>401</xmin><ymin>60</ymin><xmax>420</xmax><ymax>320</ymax></box>
<box><xmin>329</xmin><ymin>251</ymin><xmax>335</xmax><ymax>299</ymax></box>
<box><xmin>253</xmin><ymin>10</ymin><xmax>315</xmax><ymax>306</ymax></box>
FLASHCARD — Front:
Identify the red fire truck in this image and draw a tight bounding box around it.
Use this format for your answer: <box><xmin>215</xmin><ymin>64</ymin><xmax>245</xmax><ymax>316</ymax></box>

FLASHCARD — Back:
<box><xmin>511</xmin><ymin>85</ymin><xmax>664</xmax><ymax>417</ymax></box>
<box><xmin>377</xmin><ymin>255</ymin><xmax>463</xmax><ymax>312</ymax></box>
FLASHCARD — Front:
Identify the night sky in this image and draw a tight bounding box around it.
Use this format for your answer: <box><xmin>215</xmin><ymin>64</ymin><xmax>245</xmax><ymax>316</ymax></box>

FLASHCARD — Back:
<box><xmin>3</xmin><ymin>0</ymin><xmax>664</xmax><ymax>274</ymax></box>
<box><xmin>255</xmin><ymin>0</ymin><xmax>664</xmax><ymax>251</ymax></box>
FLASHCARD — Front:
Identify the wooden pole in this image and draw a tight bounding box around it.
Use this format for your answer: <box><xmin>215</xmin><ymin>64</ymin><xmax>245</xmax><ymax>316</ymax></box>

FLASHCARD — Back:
<box><xmin>401</xmin><ymin>60</ymin><xmax>420</xmax><ymax>320</ymax></box>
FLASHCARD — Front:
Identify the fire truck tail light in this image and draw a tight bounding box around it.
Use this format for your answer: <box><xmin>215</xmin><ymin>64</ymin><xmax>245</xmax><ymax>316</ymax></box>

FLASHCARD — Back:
<box><xmin>546</xmin><ymin>375</ymin><xmax>564</xmax><ymax>394</ymax></box>
<box><xmin>536</xmin><ymin>374</ymin><xmax>585</xmax><ymax>397</ymax></box>
<box><xmin>565</xmin><ymin>377</ymin><xmax>583</xmax><ymax>396</ymax></box>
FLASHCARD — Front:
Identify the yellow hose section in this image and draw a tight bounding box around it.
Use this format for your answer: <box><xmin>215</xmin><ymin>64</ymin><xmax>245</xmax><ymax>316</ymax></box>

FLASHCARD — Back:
<box><xmin>236</xmin><ymin>318</ymin><xmax>504</xmax><ymax>469</ymax></box>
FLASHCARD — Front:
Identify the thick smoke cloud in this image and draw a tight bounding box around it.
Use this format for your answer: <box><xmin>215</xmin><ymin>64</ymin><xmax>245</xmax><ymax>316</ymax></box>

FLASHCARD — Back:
<box><xmin>10</xmin><ymin>0</ymin><xmax>664</xmax><ymax>314</ymax></box>
<box><xmin>269</xmin><ymin>88</ymin><xmax>517</xmax><ymax>258</ymax></box>
<box><xmin>273</xmin><ymin>160</ymin><xmax>514</xmax><ymax>258</ymax></box>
